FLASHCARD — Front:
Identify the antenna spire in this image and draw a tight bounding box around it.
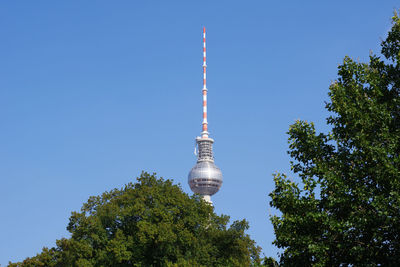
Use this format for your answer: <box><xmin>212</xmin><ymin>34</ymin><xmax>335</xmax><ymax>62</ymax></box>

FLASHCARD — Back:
<box><xmin>202</xmin><ymin>27</ymin><xmax>208</xmax><ymax>138</ymax></box>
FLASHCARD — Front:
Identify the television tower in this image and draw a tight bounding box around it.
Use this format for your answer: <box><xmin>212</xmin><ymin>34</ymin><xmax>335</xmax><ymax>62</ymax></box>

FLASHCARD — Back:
<box><xmin>188</xmin><ymin>27</ymin><xmax>223</xmax><ymax>204</ymax></box>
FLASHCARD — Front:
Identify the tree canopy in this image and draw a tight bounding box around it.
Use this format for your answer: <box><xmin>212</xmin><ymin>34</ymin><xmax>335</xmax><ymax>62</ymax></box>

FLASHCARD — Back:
<box><xmin>9</xmin><ymin>172</ymin><xmax>261</xmax><ymax>267</ymax></box>
<box><xmin>270</xmin><ymin>12</ymin><xmax>400</xmax><ymax>266</ymax></box>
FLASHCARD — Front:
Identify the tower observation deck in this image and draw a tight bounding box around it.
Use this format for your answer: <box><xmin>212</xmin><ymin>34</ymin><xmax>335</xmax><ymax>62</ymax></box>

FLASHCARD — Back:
<box><xmin>188</xmin><ymin>28</ymin><xmax>223</xmax><ymax>204</ymax></box>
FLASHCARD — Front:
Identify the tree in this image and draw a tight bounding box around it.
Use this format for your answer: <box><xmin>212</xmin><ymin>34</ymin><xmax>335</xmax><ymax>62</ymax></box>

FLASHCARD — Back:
<box><xmin>10</xmin><ymin>172</ymin><xmax>261</xmax><ymax>267</ymax></box>
<box><xmin>270</xmin><ymin>12</ymin><xmax>400</xmax><ymax>266</ymax></box>
<box><xmin>261</xmin><ymin>257</ymin><xmax>279</xmax><ymax>267</ymax></box>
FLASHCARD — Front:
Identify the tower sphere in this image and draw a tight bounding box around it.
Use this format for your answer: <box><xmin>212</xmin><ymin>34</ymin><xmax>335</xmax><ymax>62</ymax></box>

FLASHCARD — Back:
<box><xmin>188</xmin><ymin>137</ymin><xmax>223</xmax><ymax>196</ymax></box>
<box><xmin>188</xmin><ymin>161</ymin><xmax>223</xmax><ymax>196</ymax></box>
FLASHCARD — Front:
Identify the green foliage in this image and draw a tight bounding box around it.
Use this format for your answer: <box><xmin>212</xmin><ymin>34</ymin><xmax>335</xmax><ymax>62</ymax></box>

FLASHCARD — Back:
<box><xmin>10</xmin><ymin>172</ymin><xmax>261</xmax><ymax>267</ymax></box>
<box><xmin>270</xmin><ymin>12</ymin><xmax>400</xmax><ymax>266</ymax></box>
<box><xmin>252</xmin><ymin>256</ymin><xmax>278</xmax><ymax>267</ymax></box>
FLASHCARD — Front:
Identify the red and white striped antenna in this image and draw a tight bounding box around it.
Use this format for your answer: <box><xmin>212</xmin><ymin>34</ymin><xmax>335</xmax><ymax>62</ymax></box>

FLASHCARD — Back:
<box><xmin>201</xmin><ymin>27</ymin><xmax>209</xmax><ymax>138</ymax></box>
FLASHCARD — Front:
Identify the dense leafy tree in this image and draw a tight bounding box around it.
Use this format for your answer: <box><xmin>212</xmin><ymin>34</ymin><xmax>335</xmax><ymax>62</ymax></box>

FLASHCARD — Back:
<box><xmin>270</xmin><ymin>12</ymin><xmax>400</xmax><ymax>266</ymax></box>
<box><xmin>10</xmin><ymin>172</ymin><xmax>261</xmax><ymax>267</ymax></box>
<box><xmin>261</xmin><ymin>257</ymin><xmax>279</xmax><ymax>267</ymax></box>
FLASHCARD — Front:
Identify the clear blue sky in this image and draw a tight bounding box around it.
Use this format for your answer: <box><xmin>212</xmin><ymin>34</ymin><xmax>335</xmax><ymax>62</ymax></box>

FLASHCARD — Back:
<box><xmin>0</xmin><ymin>1</ymin><xmax>398</xmax><ymax>264</ymax></box>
